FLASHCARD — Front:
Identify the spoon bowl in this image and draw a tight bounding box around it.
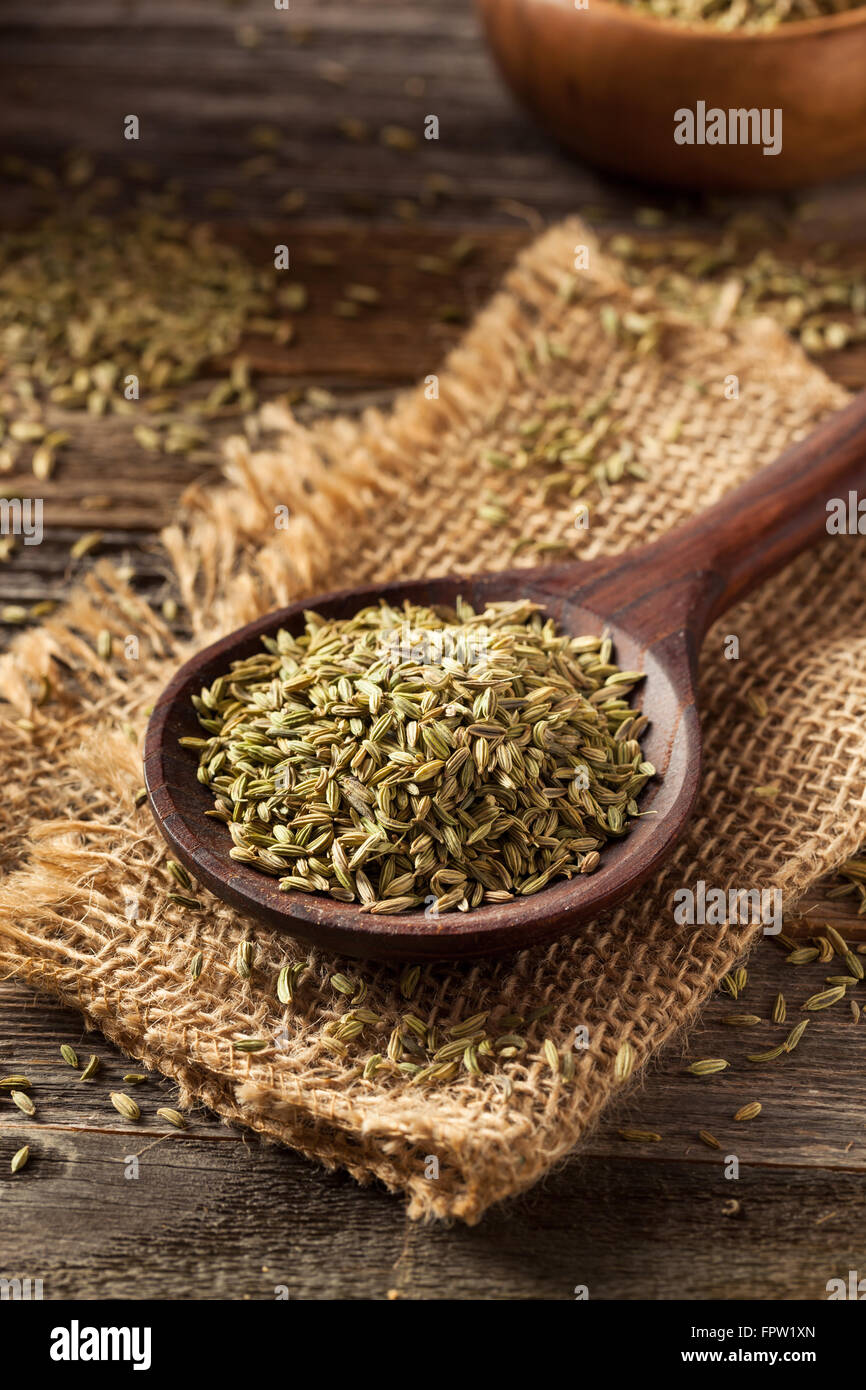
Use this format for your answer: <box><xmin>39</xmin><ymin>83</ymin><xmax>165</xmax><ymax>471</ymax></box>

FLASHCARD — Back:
<box><xmin>144</xmin><ymin>391</ymin><xmax>866</xmax><ymax>959</ymax></box>
<box><xmin>144</xmin><ymin>566</ymin><xmax>700</xmax><ymax>960</ymax></box>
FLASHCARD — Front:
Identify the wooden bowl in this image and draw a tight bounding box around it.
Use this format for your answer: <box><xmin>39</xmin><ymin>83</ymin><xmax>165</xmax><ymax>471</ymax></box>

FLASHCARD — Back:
<box><xmin>476</xmin><ymin>0</ymin><xmax>866</xmax><ymax>190</ymax></box>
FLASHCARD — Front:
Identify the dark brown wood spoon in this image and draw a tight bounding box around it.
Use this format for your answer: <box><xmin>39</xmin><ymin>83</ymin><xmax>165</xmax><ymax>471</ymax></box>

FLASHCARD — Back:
<box><xmin>144</xmin><ymin>392</ymin><xmax>866</xmax><ymax>961</ymax></box>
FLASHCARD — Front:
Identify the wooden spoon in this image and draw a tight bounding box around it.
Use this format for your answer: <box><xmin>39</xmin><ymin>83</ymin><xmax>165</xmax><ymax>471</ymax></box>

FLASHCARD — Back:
<box><xmin>145</xmin><ymin>393</ymin><xmax>866</xmax><ymax>960</ymax></box>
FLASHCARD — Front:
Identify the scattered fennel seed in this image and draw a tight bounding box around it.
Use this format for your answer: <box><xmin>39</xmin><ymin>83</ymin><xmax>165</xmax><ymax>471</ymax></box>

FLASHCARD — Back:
<box><xmin>11</xmin><ymin>1089</ymin><xmax>35</xmax><ymax>1116</ymax></box>
<box><xmin>733</xmin><ymin>1101</ymin><xmax>762</xmax><ymax>1121</ymax></box>
<box><xmin>156</xmin><ymin>1107</ymin><xmax>186</xmax><ymax>1129</ymax></box>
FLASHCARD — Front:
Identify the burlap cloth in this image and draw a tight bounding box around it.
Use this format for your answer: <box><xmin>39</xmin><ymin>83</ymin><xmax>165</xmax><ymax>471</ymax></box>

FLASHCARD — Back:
<box><xmin>1</xmin><ymin>221</ymin><xmax>864</xmax><ymax>1223</ymax></box>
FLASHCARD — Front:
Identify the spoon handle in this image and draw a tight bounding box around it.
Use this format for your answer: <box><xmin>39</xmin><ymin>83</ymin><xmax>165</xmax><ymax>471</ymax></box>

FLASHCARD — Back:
<box><xmin>680</xmin><ymin>387</ymin><xmax>866</xmax><ymax>630</ymax></box>
<box><xmin>527</xmin><ymin>389</ymin><xmax>866</xmax><ymax>658</ymax></box>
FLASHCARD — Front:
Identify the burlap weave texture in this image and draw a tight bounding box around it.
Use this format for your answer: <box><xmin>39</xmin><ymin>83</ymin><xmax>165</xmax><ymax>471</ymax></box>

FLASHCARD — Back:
<box><xmin>1</xmin><ymin>221</ymin><xmax>863</xmax><ymax>1222</ymax></box>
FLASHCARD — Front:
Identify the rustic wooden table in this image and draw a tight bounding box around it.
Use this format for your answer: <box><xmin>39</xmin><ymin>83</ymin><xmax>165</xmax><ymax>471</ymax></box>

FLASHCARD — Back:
<box><xmin>1</xmin><ymin>0</ymin><xmax>865</xmax><ymax>1301</ymax></box>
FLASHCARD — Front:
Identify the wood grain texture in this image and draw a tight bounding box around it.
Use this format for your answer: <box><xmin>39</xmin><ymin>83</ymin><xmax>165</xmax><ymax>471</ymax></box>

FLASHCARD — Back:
<box><xmin>1</xmin><ymin>0</ymin><xmax>866</xmax><ymax>1300</ymax></box>
<box><xmin>3</xmin><ymin>924</ymin><xmax>866</xmax><ymax>1300</ymax></box>
<box><xmin>3</xmin><ymin>0</ymin><xmax>866</xmax><ymax>226</ymax></box>
<box><xmin>0</xmin><ymin>0</ymin><xmax>607</xmax><ymax>225</ymax></box>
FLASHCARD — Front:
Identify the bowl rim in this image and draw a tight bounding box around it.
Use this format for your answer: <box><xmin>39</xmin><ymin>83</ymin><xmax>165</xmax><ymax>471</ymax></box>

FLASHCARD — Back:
<box><xmin>499</xmin><ymin>0</ymin><xmax>866</xmax><ymax>41</ymax></box>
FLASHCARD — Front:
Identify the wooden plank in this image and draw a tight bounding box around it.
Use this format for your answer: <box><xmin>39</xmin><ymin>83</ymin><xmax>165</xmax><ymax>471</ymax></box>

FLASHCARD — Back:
<box><xmin>1</xmin><ymin>0</ymin><xmax>865</xmax><ymax>1299</ymax></box>
<box><xmin>6</xmin><ymin>1131</ymin><xmax>865</xmax><ymax>1300</ymax></box>
<box><xmin>2</xmin><ymin>0</ymin><xmax>864</xmax><ymax>233</ymax></box>
<box><xmin>0</xmin><ymin>0</ymin><xmax>608</xmax><ymax>225</ymax></box>
<box><xmin>2</xmin><ymin>1025</ymin><xmax>863</xmax><ymax>1299</ymax></box>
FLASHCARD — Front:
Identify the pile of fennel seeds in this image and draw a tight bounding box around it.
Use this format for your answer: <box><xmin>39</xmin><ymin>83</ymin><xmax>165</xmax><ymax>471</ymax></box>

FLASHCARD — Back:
<box><xmin>184</xmin><ymin>597</ymin><xmax>656</xmax><ymax>914</ymax></box>
<box><xmin>611</xmin><ymin>0</ymin><xmax>864</xmax><ymax>28</ymax></box>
